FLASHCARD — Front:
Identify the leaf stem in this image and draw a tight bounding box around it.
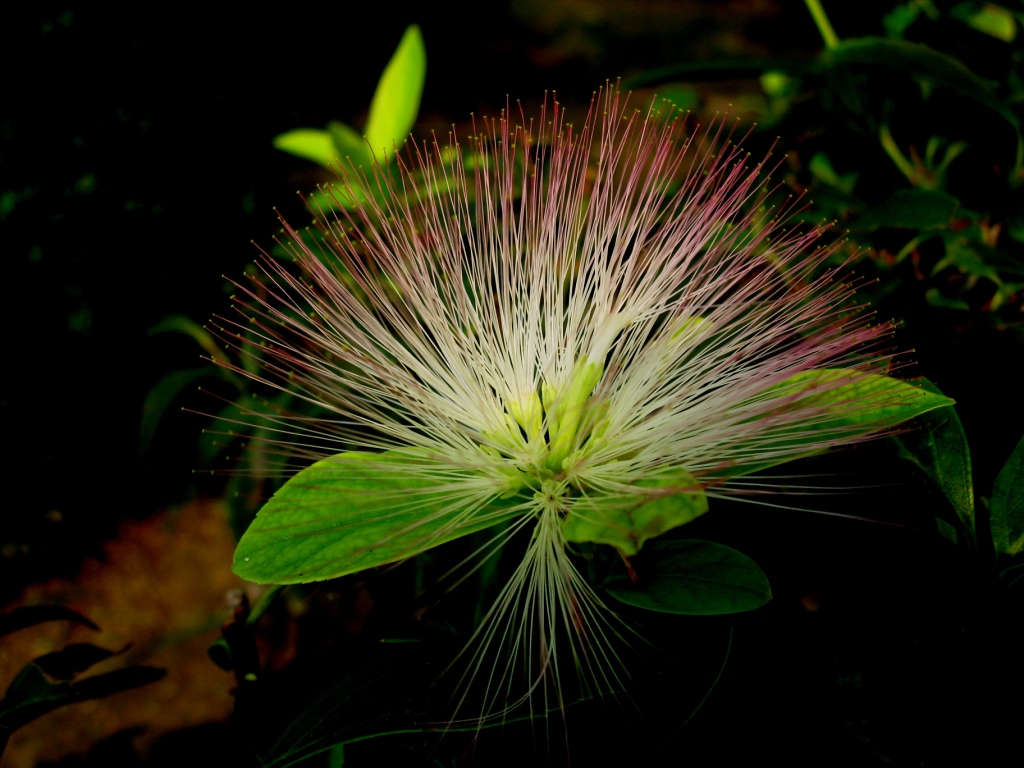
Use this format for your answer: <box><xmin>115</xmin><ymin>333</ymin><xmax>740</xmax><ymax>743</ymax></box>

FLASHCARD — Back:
<box><xmin>804</xmin><ymin>0</ymin><xmax>840</xmax><ymax>49</ymax></box>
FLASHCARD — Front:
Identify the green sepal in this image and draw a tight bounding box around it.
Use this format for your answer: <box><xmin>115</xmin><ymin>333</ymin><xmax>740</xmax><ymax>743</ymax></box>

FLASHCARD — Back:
<box><xmin>233</xmin><ymin>450</ymin><xmax>522</xmax><ymax>584</ymax></box>
<box><xmin>562</xmin><ymin>469</ymin><xmax>708</xmax><ymax>556</ymax></box>
<box><xmin>605</xmin><ymin>539</ymin><xmax>772</xmax><ymax>615</ymax></box>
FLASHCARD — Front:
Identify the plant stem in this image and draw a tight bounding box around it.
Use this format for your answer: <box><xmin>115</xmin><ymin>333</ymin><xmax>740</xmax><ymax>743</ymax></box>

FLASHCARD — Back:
<box><xmin>804</xmin><ymin>0</ymin><xmax>840</xmax><ymax>49</ymax></box>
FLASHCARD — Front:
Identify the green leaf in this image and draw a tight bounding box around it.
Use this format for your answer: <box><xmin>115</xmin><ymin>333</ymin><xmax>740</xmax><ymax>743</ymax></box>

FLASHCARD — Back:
<box><xmin>991</xmin><ymin>435</ymin><xmax>1024</xmax><ymax>557</ymax></box>
<box><xmin>233</xmin><ymin>451</ymin><xmax>521</xmax><ymax>584</ymax></box>
<box><xmin>950</xmin><ymin>2</ymin><xmax>1017</xmax><ymax>43</ymax></box>
<box><xmin>32</xmin><ymin>644</ymin><xmax>118</xmax><ymax>681</ymax></box>
<box><xmin>272</xmin><ymin>128</ymin><xmax>338</xmax><ymax>167</ymax></box>
<box><xmin>327</xmin><ymin>121</ymin><xmax>372</xmax><ymax>167</ymax></box>
<box><xmin>823</xmin><ymin>37</ymin><xmax>1018</xmax><ymax>129</ymax></box>
<box><xmin>605</xmin><ymin>539</ymin><xmax>771</xmax><ymax>615</ymax></box>
<box><xmin>364</xmin><ymin>24</ymin><xmax>426</xmax><ymax>161</ymax></box>
<box><xmin>140</xmin><ymin>365</ymin><xmax>224</xmax><ymax>454</ymax></box>
<box><xmin>856</xmin><ymin>188</ymin><xmax>960</xmax><ymax>230</ymax></box>
<box><xmin>562</xmin><ymin>469</ymin><xmax>708</xmax><ymax>556</ymax></box>
<box><xmin>0</xmin><ymin>662</ymin><xmax>164</xmax><ymax>750</ymax></box>
<box><xmin>148</xmin><ymin>314</ymin><xmax>234</xmax><ymax>367</ymax></box>
<box><xmin>725</xmin><ymin>370</ymin><xmax>956</xmax><ymax>478</ymax></box>
<box><xmin>924</xmin><ymin>288</ymin><xmax>971</xmax><ymax>311</ymax></box>
<box><xmin>809</xmin><ymin>151</ymin><xmax>858</xmax><ymax>194</ymax></box>
<box><xmin>892</xmin><ymin>384</ymin><xmax>975</xmax><ymax>548</ymax></box>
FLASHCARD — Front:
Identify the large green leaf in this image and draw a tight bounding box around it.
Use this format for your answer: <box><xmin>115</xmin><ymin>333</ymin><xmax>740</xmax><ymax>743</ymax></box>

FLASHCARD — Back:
<box><xmin>605</xmin><ymin>539</ymin><xmax>771</xmax><ymax>615</ymax></box>
<box><xmin>562</xmin><ymin>469</ymin><xmax>708</xmax><ymax>556</ymax></box>
<box><xmin>724</xmin><ymin>370</ymin><xmax>956</xmax><ymax>478</ymax></box>
<box><xmin>233</xmin><ymin>451</ymin><xmax>521</xmax><ymax>584</ymax></box>
<box><xmin>892</xmin><ymin>384</ymin><xmax>975</xmax><ymax>548</ymax></box>
<box><xmin>991</xmin><ymin>435</ymin><xmax>1024</xmax><ymax>557</ymax></box>
<box><xmin>364</xmin><ymin>24</ymin><xmax>426</xmax><ymax>161</ymax></box>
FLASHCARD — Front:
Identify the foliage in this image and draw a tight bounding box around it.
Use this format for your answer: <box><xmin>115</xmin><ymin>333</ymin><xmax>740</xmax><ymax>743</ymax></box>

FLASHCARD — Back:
<box><xmin>0</xmin><ymin>607</ymin><xmax>164</xmax><ymax>757</ymax></box>
<box><xmin>626</xmin><ymin>0</ymin><xmax>1024</xmax><ymax>320</ymax></box>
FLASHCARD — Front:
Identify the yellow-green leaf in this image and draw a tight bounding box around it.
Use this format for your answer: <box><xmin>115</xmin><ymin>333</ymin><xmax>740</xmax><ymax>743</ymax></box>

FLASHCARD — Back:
<box><xmin>272</xmin><ymin>128</ymin><xmax>337</xmax><ymax>167</ymax></box>
<box><xmin>364</xmin><ymin>24</ymin><xmax>426</xmax><ymax>161</ymax></box>
<box><xmin>562</xmin><ymin>469</ymin><xmax>708</xmax><ymax>556</ymax></box>
<box><xmin>233</xmin><ymin>451</ymin><xmax>520</xmax><ymax>584</ymax></box>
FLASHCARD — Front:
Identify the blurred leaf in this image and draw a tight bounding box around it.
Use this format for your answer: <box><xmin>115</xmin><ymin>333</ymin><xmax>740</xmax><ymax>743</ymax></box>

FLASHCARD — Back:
<box><xmin>760</xmin><ymin>70</ymin><xmax>792</xmax><ymax>97</ymax></box>
<box><xmin>925</xmin><ymin>288</ymin><xmax>971</xmax><ymax>310</ymax></box>
<box><xmin>140</xmin><ymin>365</ymin><xmax>225</xmax><ymax>454</ymax></box>
<box><xmin>562</xmin><ymin>469</ymin><xmax>708</xmax><ymax>556</ymax></box>
<box><xmin>32</xmin><ymin>644</ymin><xmax>118</xmax><ymax>681</ymax></box>
<box><xmin>990</xmin><ymin>435</ymin><xmax>1024</xmax><ymax>557</ymax></box>
<box><xmin>883</xmin><ymin>3</ymin><xmax>925</xmax><ymax>38</ymax></box>
<box><xmin>149</xmin><ymin>314</ymin><xmax>232</xmax><ymax>367</ymax></box>
<box><xmin>655</xmin><ymin>85</ymin><xmax>700</xmax><ymax>112</ymax></box>
<box><xmin>622</xmin><ymin>58</ymin><xmax>809</xmax><ymax>88</ymax></box>
<box><xmin>272</xmin><ymin>128</ymin><xmax>337</xmax><ymax>167</ymax></box>
<box><xmin>857</xmin><ymin>188</ymin><xmax>959</xmax><ymax>230</ymax></box>
<box><xmin>823</xmin><ymin>37</ymin><xmax>1018</xmax><ymax>129</ymax></box>
<box><xmin>0</xmin><ymin>606</ymin><xmax>98</xmax><ymax>638</ymax></box>
<box><xmin>364</xmin><ymin>24</ymin><xmax>426</xmax><ymax>161</ymax></box>
<box><xmin>892</xmin><ymin>385</ymin><xmax>976</xmax><ymax>548</ymax></box>
<box><xmin>327</xmin><ymin>121</ymin><xmax>372</xmax><ymax>167</ymax></box>
<box><xmin>951</xmin><ymin>2</ymin><xmax>1017</xmax><ymax>42</ymax></box>
<box><xmin>233</xmin><ymin>450</ymin><xmax>521</xmax><ymax>584</ymax></box>
<box><xmin>809</xmin><ymin>151</ymin><xmax>858</xmax><ymax>194</ymax></box>
<box><xmin>605</xmin><ymin>539</ymin><xmax>771</xmax><ymax>615</ymax></box>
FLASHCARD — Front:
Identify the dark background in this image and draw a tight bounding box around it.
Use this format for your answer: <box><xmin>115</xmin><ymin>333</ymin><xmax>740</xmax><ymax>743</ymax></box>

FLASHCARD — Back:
<box><xmin>1</xmin><ymin>2</ymin><xmax>1021</xmax><ymax>766</ymax></box>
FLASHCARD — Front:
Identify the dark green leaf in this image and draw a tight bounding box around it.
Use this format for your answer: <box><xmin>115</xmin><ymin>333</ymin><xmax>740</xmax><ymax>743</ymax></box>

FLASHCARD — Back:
<box><xmin>33</xmin><ymin>644</ymin><xmax>118</xmax><ymax>681</ymax></box>
<box><xmin>71</xmin><ymin>666</ymin><xmax>166</xmax><ymax>699</ymax></box>
<box><xmin>856</xmin><ymin>188</ymin><xmax>960</xmax><ymax>231</ymax></box>
<box><xmin>0</xmin><ymin>663</ymin><xmax>165</xmax><ymax>738</ymax></box>
<box><xmin>823</xmin><ymin>37</ymin><xmax>1018</xmax><ymax>129</ymax></box>
<box><xmin>621</xmin><ymin>58</ymin><xmax>810</xmax><ymax>89</ymax></box>
<box><xmin>148</xmin><ymin>314</ymin><xmax>234</xmax><ymax>367</ymax></box>
<box><xmin>233</xmin><ymin>450</ymin><xmax>522</xmax><ymax>584</ymax></box>
<box><xmin>991</xmin><ymin>435</ymin><xmax>1024</xmax><ymax>557</ymax></box>
<box><xmin>1</xmin><ymin>664</ymin><xmax>77</xmax><ymax>737</ymax></box>
<box><xmin>0</xmin><ymin>606</ymin><xmax>98</xmax><ymax>638</ymax></box>
<box><xmin>562</xmin><ymin>469</ymin><xmax>708</xmax><ymax>556</ymax></box>
<box><xmin>140</xmin><ymin>366</ymin><xmax>224</xmax><ymax>453</ymax></box>
<box><xmin>892</xmin><ymin>383</ymin><xmax>975</xmax><ymax>548</ymax></box>
<box><xmin>605</xmin><ymin>539</ymin><xmax>772</xmax><ymax>615</ymax></box>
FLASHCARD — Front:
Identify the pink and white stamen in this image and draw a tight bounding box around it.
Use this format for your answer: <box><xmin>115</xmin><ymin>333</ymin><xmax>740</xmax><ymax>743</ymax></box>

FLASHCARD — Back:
<box><xmin>213</xmin><ymin>85</ymin><xmax>893</xmax><ymax>722</ymax></box>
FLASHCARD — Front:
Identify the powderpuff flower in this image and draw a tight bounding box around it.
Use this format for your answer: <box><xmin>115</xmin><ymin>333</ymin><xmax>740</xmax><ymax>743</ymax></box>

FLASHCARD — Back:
<box><xmin>214</xmin><ymin>87</ymin><xmax>949</xmax><ymax>722</ymax></box>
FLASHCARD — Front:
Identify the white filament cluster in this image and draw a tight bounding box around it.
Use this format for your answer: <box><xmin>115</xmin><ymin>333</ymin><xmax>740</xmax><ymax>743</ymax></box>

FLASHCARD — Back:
<box><xmin>216</xmin><ymin>86</ymin><xmax>892</xmax><ymax>723</ymax></box>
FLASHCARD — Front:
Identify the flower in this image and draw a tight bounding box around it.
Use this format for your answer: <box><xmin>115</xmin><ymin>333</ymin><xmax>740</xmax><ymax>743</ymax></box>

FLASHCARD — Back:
<box><xmin>214</xmin><ymin>86</ymin><xmax>949</xmax><ymax>723</ymax></box>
